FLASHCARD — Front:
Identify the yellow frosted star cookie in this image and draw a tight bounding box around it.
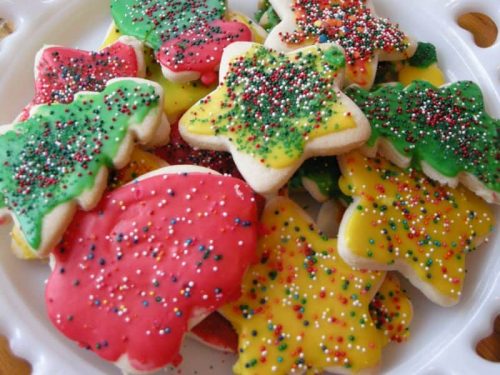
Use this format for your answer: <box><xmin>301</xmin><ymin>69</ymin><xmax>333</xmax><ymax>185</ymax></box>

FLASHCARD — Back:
<box><xmin>180</xmin><ymin>42</ymin><xmax>370</xmax><ymax>194</ymax></box>
<box><xmin>266</xmin><ymin>0</ymin><xmax>416</xmax><ymax>89</ymax></box>
<box><xmin>337</xmin><ymin>152</ymin><xmax>495</xmax><ymax>306</ymax></box>
<box><xmin>221</xmin><ymin>197</ymin><xmax>385</xmax><ymax>374</ymax></box>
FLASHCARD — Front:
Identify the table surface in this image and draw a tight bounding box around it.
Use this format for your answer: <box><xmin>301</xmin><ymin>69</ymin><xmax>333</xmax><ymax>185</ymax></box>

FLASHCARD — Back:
<box><xmin>0</xmin><ymin>10</ymin><xmax>498</xmax><ymax>375</ymax></box>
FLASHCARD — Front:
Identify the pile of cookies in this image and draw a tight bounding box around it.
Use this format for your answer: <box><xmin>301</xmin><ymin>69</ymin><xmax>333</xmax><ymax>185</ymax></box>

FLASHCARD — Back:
<box><xmin>0</xmin><ymin>0</ymin><xmax>498</xmax><ymax>373</ymax></box>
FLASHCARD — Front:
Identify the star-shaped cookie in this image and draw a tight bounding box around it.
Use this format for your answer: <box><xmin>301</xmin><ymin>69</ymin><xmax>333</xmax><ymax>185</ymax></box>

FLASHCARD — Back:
<box><xmin>179</xmin><ymin>42</ymin><xmax>370</xmax><ymax>194</ymax></box>
<box><xmin>337</xmin><ymin>152</ymin><xmax>495</xmax><ymax>306</ymax></box>
<box><xmin>346</xmin><ymin>80</ymin><xmax>500</xmax><ymax>204</ymax></box>
<box><xmin>110</xmin><ymin>0</ymin><xmax>253</xmax><ymax>85</ymax></box>
<box><xmin>221</xmin><ymin>197</ymin><xmax>386</xmax><ymax>374</ymax></box>
<box><xmin>265</xmin><ymin>0</ymin><xmax>417</xmax><ymax>89</ymax></box>
<box><xmin>0</xmin><ymin>78</ymin><xmax>167</xmax><ymax>257</ymax></box>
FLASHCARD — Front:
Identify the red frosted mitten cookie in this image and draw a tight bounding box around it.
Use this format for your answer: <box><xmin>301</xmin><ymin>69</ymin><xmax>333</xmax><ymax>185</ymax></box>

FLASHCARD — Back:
<box><xmin>46</xmin><ymin>166</ymin><xmax>259</xmax><ymax>373</ymax></box>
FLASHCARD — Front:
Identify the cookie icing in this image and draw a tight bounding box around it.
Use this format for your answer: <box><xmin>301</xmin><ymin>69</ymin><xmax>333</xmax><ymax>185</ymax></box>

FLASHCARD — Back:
<box><xmin>193</xmin><ymin>272</ymin><xmax>412</xmax><ymax>353</ymax></box>
<box><xmin>337</xmin><ymin>152</ymin><xmax>495</xmax><ymax>306</ymax></box>
<box><xmin>191</xmin><ymin>312</ymin><xmax>239</xmax><ymax>352</ymax></box>
<box><xmin>256</xmin><ymin>0</ymin><xmax>281</xmax><ymax>32</ymax></box>
<box><xmin>289</xmin><ymin>157</ymin><xmax>350</xmax><ymax>203</ymax></box>
<box><xmin>110</xmin><ymin>0</ymin><xmax>252</xmax><ymax>85</ymax></box>
<box><xmin>347</xmin><ymin>81</ymin><xmax>500</xmax><ymax>203</ymax></box>
<box><xmin>267</xmin><ymin>0</ymin><xmax>416</xmax><ymax>88</ymax></box>
<box><xmin>221</xmin><ymin>197</ymin><xmax>385</xmax><ymax>374</ymax></box>
<box><xmin>0</xmin><ymin>79</ymin><xmax>163</xmax><ymax>254</ymax></box>
<box><xmin>46</xmin><ymin>169</ymin><xmax>259</xmax><ymax>372</ymax></box>
<box><xmin>375</xmin><ymin>42</ymin><xmax>445</xmax><ymax>87</ymax></box>
<box><xmin>109</xmin><ymin>149</ymin><xmax>168</xmax><ymax>189</ymax></box>
<box><xmin>368</xmin><ymin>273</ymin><xmax>412</xmax><ymax>344</ymax></box>
<box><xmin>19</xmin><ymin>37</ymin><xmax>144</xmax><ymax>121</ymax></box>
<box><xmin>157</xmin><ymin>19</ymin><xmax>252</xmax><ymax>86</ymax></box>
<box><xmin>180</xmin><ymin>42</ymin><xmax>370</xmax><ymax>194</ymax></box>
<box><xmin>154</xmin><ymin>122</ymin><xmax>241</xmax><ymax>177</ymax></box>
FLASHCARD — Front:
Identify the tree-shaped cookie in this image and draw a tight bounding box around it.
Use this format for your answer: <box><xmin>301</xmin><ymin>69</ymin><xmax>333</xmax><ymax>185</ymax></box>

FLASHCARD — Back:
<box><xmin>19</xmin><ymin>36</ymin><xmax>145</xmax><ymax>121</ymax></box>
<box><xmin>0</xmin><ymin>78</ymin><xmax>168</xmax><ymax>257</ymax></box>
<box><xmin>46</xmin><ymin>166</ymin><xmax>259</xmax><ymax>373</ymax></box>
<box><xmin>221</xmin><ymin>197</ymin><xmax>386</xmax><ymax>374</ymax></box>
<box><xmin>337</xmin><ymin>152</ymin><xmax>495</xmax><ymax>306</ymax></box>
<box><xmin>266</xmin><ymin>0</ymin><xmax>417</xmax><ymax>89</ymax></box>
<box><xmin>347</xmin><ymin>81</ymin><xmax>500</xmax><ymax>204</ymax></box>
<box><xmin>179</xmin><ymin>42</ymin><xmax>370</xmax><ymax>194</ymax></box>
<box><xmin>110</xmin><ymin>0</ymin><xmax>253</xmax><ymax>85</ymax></box>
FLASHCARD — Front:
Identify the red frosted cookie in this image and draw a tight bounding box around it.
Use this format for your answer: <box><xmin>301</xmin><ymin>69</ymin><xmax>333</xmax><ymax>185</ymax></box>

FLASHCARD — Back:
<box><xmin>45</xmin><ymin>166</ymin><xmax>259</xmax><ymax>373</ymax></box>
<box><xmin>154</xmin><ymin>122</ymin><xmax>242</xmax><ymax>178</ymax></box>
<box><xmin>20</xmin><ymin>36</ymin><xmax>145</xmax><ymax>121</ymax></box>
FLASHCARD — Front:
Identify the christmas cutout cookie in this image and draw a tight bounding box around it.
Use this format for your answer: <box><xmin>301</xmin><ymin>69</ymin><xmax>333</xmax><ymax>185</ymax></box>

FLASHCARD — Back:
<box><xmin>11</xmin><ymin>150</ymin><xmax>168</xmax><ymax>261</ymax></box>
<box><xmin>191</xmin><ymin>274</ymin><xmax>412</xmax><ymax>355</ymax></box>
<box><xmin>102</xmin><ymin>10</ymin><xmax>267</xmax><ymax>122</ymax></box>
<box><xmin>337</xmin><ymin>152</ymin><xmax>495</xmax><ymax>306</ymax></box>
<box><xmin>347</xmin><ymin>80</ymin><xmax>500</xmax><ymax>204</ymax></box>
<box><xmin>155</xmin><ymin>122</ymin><xmax>241</xmax><ymax>177</ymax></box>
<box><xmin>180</xmin><ymin>42</ymin><xmax>370</xmax><ymax>194</ymax></box>
<box><xmin>18</xmin><ymin>36</ymin><xmax>145</xmax><ymax>121</ymax></box>
<box><xmin>0</xmin><ymin>78</ymin><xmax>168</xmax><ymax>258</ymax></box>
<box><xmin>265</xmin><ymin>0</ymin><xmax>417</xmax><ymax>89</ymax></box>
<box><xmin>110</xmin><ymin>0</ymin><xmax>254</xmax><ymax>86</ymax></box>
<box><xmin>46</xmin><ymin>165</ymin><xmax>259</xmax><ymax>373</ymax></box>
<box><xmin>221</xmin><ymin>197</ymin><xmax>387</xmax><ymax>374</ymax></box>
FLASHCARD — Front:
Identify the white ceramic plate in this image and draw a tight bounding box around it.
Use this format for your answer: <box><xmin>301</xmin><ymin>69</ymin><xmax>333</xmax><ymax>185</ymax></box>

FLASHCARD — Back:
<box><xmin>0</xmin><ymin>0</ymin><xmax>498</xmax><ymax>374</ymax></box>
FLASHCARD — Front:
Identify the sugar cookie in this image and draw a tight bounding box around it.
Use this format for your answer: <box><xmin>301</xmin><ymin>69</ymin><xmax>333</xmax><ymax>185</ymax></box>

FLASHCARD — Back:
<box><xmin>221</xmin><ymin>196</ymin><xmax>386</xmax><ymax>374</ymax></box>
<box><xmin>18</xmin><ymin>36</ymin><xmax>145</xmax><ymax>121</ymax></box>
<box><xmin>337</xmin><ymin>151</ymin><xmax>495</xmax><ymax>306</ymax></box>
<box><xmin>0</xmin><ymin>78</ymin><xmax>168</xmax><ymax>257</ymax></box>
<box><xmin>46</xmin><ymin>166</ymin><xmax>259</xmax><ymax>373</ymax></box>
<box><xmin>109</xmin><ymin>149</ymin><xmax>168</xmax><ymax>189</ymax></box>
<box><xmin>154</xmin><ymin>122</ymin><xmax>241</xmax><ymax>177</ymax></box>
<box><xmin>347</xmin><ymin>81</ymin><xmax>500</xmax><ymax>204</ymax></box>
<box><xmin>266</xmin><ymin>0</ymin><xmax>417</xmax><ymax>89</ymax></box>
<box><xmin>110</xmin><ymin>0</ymin><xmax>253</xmax><ymax>85</ymax></box>
<box><xmin>180</xmin><ymin>42</ymin><xmax>370</xmax><ymax>194</ymax></box>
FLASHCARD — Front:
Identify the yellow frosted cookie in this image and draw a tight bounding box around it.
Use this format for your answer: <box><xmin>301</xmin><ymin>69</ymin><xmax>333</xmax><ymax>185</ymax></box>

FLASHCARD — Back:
<box><xmin>221</xmin><ymin>197</ymin><xmax>386</xmax><ymax>374</ymax></box>
<box><xmin>180</xmin><ymin>42</ymin><xmax>370</xmax><ymax>194</ymax></box>
<box><xmin>337</xmin><ymin>152</ymin><xmax>495</xmax><ymax>306</ymax></box>
<box><xmin>108</xmin><ymin>148</ymin><xmax>168</xmax><ymax>189</ymax></box>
